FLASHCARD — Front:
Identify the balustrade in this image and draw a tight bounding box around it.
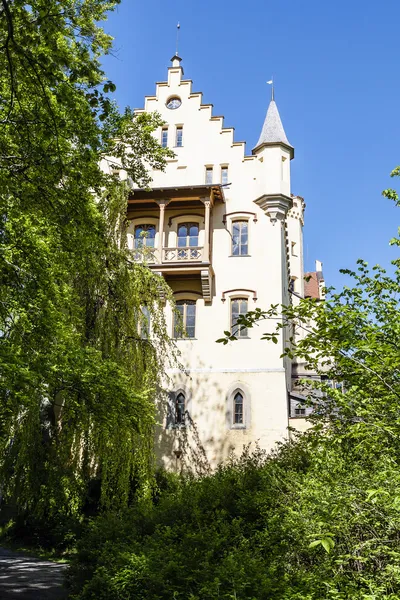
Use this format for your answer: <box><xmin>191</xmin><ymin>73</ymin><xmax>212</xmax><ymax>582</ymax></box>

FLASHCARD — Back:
<box><xmin>131</xmin><ymin>246</ymin><xmax>205</xmax><ymax>264</ymax></box>
<box><xmin>163</xmin><ymin>246</ymin><xmax>203</xmax><ymax>262</ymax></box>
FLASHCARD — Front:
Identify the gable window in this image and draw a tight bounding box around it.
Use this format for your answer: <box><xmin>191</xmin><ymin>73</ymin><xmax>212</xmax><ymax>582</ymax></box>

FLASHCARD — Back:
<box><xmin>221</xmin><ymin>166</ymin><xmax>229</xmax><ymax>185</ymax></box>
<box><xmin>231</xmin><ymin>298</ymin><xmax>248</xmax><ymax>338</ymax></box>
<box><xmin>233</xmin><ymin>391</ymin><xmax>244</xmax><ymax>424</ymax></box>
<box><xmin>177</xmin><ymin>222</ymin><xmax>199</xmax><ymax>247</ymax></box>
<box><xmin>175</xmin><ymin>392</ymin><xmax>185</xmax><ymax>425</ymax></box>
<box><xmin>175</xmin><ymin>126</ymin><xmax>183</xmax><ymax>147</ymax></box>
<box><xmin>205</xmin><ymin>167</ymin><xmax>213</xmax><ymax>184</ymax></box>
<box><xmin>174</xmin><ymin>300</ymin><xmax>196</xmax><ymax>338</ymax></box>
<box><xmin>294</xmin><ymin>407</ymin><xmax>306</xmax><ymax>416</ymax></box>
<box><xmin>232</xmin><ymin>220</ymin><xmax>248</xmax><ymax>256</ymax></box>
<box><xmin>134</xmin><ymin>224</ymin><xmax>156</xmax><ymax>248</ymax></box>
<box><xmin>161</xmin><ymin>127</ymin><xmax>168</xmax><ymax>148</ymax></box>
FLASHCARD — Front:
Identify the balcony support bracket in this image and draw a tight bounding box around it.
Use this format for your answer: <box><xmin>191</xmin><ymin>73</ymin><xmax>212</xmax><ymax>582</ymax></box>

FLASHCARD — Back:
<box><xmin>201</xmin><ymin>269</ymin><xmax>212</xmax><ymax>302</ymax></box>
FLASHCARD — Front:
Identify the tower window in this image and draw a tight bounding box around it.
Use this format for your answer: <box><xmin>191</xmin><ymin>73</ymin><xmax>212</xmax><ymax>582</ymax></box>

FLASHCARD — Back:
<box><xmin>232</xmin><ymin>220</ymin><xmax>248</xmax><ymax>256</ymax></box>
<box><xmin>175</xmin><ymin>126</ymin><xmax>183</xmax><ymax>147</ymax></box>
<box><xmin>205</xmin><ymin>167</ymin><xmax>213</xmax><ymax>184</ymax></box>
<box><xmin>231</xmin><ymin>298</ymin><xmax>248</xmax><ymax>338</ymax></box>
<box><xmin>221</xmin><ymin>166</ymin><xmax>229</xmax><ymax>185</ymax></box>
<box><xmin>291</xmin><ymin>242</ymin><xmax>297</xmax><ymax>256</ymax></box>
<box><xmin>233</xmin><ymin>391</ymin><xmax>244</xmax><ymax>425</ymax></box>
<box><xmin>175</xmin><ymin>392</ymin><xmax>185</xmax><ymax>425</ymax></box>
<box><xmin>177</xmin><ymin>222</ymin><xmax>199</xmax><ymax>247</ymax></box>
<box><xmin>161</xmin><ymin>127</ymin><xmax>168</xmax><ymax>148</ymax></box>
<box><xmin>281</xmin><ymin>156</ymin><xmax>287</xmax><ymax>180</ymax></box>
<box><xmin>174</xmin><ymin>300</ymin><xmax>196</xmax><ymax>339</ymax></box>
<box><xmin>134</xmin><ymin>224</ymin><xmax>156</xmax><ymax>248</ymax></box>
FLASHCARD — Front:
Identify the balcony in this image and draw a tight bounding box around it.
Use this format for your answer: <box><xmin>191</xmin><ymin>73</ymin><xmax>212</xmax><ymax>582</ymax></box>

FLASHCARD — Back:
<box><xmin>131</xmin><ymin>245</ymin><xmax>204</xmax><ymax>265</ymax></box>
<box><xmin>164</xmin><ymin>246</ymin><xmax>203</xmax><ymax>262</ymax></box>
<box><xmin>126</xmin><ymin>184</ymin><xmax>225</xmax><ymax>301</ymax></box>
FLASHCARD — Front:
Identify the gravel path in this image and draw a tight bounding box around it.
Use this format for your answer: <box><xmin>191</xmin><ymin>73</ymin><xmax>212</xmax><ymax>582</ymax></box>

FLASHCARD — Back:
<box><xmin>0</xmin><ymin>547</ymin><xmax>68</xmax><ymax>599</ymax></box>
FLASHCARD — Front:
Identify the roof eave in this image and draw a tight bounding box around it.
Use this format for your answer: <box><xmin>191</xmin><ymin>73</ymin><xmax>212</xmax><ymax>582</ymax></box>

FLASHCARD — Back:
<box><xmin>252</xmin><ymin>141</ymin><xmax>294</xmax><ymax>159</ymax></box>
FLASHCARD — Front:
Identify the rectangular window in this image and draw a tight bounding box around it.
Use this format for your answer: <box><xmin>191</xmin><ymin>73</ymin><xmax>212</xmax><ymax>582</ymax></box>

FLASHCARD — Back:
<box><xmin>205</xmin><ymin>167</ymin><xmax>213</xmax><ymax>184</ymax></box>
<box><xmin>140</xmin><ymin>306</ymin><xmax>151</xmax><ymax>339</ymax></box>
<box><xmin>295</xmin><ymin>407</ymin><xmax>306</xmax><ymax>416</ymax></box>
<box><xmin>291</xmin><ymin>242</ymin><xmax>297</xmax><ymax>256</ymax></box>
<box><xmin>221</xmin><ymin>166</ymin><xmax>229</xmax><ymax>185</ymax></box>
<box><xmin>161</xmin><ymin>128</ymin><xmax>168</xmax><ymax>148</ymax></box>
<box><xmin>231</xmin><ymin>298</ymin><xmax>248</xmax><ymax>338</ymax></box>
<box><xmin>175</xmin><ymin>126</ymin><xmax>183</xmax><ymax>147</ymax></box>
<box><xmin>174</xmin><ymin>300</ymin><xmax>196</xmax><ymax>339</ymax></box>
<box><xmin>232</xmin><ymin>221</ymin><xmax>248</xmax><ymax>256</ymax></box>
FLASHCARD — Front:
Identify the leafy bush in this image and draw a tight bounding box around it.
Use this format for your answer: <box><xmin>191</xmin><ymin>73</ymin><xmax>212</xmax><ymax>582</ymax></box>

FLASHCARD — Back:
<box><xmin>67</xmin><ymin>440</ymin><xmax>400</xmax><ymax>599</ymax></box>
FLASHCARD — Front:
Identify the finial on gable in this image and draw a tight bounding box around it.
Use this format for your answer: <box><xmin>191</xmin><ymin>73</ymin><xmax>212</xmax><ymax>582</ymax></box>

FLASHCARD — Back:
<box><xmin>176</xmin><ymin>22</ymin><xmax>180</xmax><ymax>56</ymax></box>
<box><xmin>170</xmin><ymin>23</ymin><xmax>183</xmax><ymax>68</ymax></box>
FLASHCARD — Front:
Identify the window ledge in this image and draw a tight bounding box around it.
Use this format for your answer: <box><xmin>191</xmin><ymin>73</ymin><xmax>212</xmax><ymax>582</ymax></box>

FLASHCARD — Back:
<box><xmin>229</xmin><ymin>255</ymin><xmax>251</xmax><ymax>258</ymax></box>
<box><xmin>230</xmin><ymin>424</ymin><xmax>246</xmax><ymax>430</ymax></box>
<box><xmin>174</xmin><ymin>338</ymin><xmax>197</xmax><ymax>341</ymax></box>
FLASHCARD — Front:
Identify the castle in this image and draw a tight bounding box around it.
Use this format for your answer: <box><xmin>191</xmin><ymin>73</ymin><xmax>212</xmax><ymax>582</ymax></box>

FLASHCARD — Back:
<box><xmin>107</xmin><ymin>55</ymin><xmax>314</xmax><ymax>469</ymax></box>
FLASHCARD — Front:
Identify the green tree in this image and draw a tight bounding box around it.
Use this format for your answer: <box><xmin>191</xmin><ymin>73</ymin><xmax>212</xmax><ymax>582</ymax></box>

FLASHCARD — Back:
<box><xmin>68</xmin><ymin>172</ymin><xmax>400</xmax><ymax>599</ymax></box>
<box><xmin>0</xmin><ymin>0</ymin><xmax>174</xmax><ymax>536</ymax></box>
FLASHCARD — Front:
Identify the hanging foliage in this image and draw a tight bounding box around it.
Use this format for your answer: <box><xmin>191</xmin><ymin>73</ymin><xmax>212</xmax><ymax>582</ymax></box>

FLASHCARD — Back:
<box><xmin>0</xmin><ymin>0</ymin><xmax>175</xmax><ymax>523</ymax></box>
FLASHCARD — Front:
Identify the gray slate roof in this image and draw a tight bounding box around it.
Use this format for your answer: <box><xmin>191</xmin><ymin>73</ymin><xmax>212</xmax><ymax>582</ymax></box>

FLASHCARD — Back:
<box><xmin>254</xmin><ymin>100</ymin><xmax>292</xmax><ymax>150</ymax></box>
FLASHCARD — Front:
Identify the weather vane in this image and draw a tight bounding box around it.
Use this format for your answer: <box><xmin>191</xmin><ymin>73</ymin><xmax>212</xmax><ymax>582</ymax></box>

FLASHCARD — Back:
<box><xmin>176</xmin><ymin>22</ymin><xmax>180</xmax><ymax>56</ymax></box>
<box><xmin>267</xmin><ymin>77</ymin><xmax>274</xmax><ymax>101</ymax></box>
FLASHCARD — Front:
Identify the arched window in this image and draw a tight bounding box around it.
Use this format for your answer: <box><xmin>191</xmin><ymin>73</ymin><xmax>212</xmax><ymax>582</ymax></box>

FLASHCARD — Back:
<box><xmin>231</xmin><ymin>298</ymin><xmax>248</xmax><ymax>338</ymax></box>
<box><xmin>175</xmin><ymin>392</ymin><xmax>185</xmax><ymax>425</ymax></box>
<box><xmin>134</xmin><ymin>224</ymin><xmax>156</xmax><ymax>248</ymax></box>
<box><xmin>233</xmin><ymin>391</ymin><xmax>244</xmax><ymax>425</ymax></box>
<box><xmin>174</xmin><ymin>300</ymin><xmax>196</xmax><ymax>339</ymax></box>
<box><xmin>232</xmin><ymin>220</ymin><xmax>248</xmax><ymax>256</ymax></box>
<box><xmin>177</xmin><ymin>222</ymin><xmax>199</xmax><ymax>247</ymax></box>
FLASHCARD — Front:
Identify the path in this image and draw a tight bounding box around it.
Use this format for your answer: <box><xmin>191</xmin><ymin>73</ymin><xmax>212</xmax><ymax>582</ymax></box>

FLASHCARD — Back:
<box><xmin>0</xmin><ymin>547</ymin><xmax>68</xmax><ymax>599</ymax></box>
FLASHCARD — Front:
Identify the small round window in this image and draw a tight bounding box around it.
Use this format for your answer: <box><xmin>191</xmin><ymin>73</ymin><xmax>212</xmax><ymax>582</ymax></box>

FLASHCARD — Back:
<box><xmin>166</xmin><ymin>96</ymin><xmax>181</xmax><ymax>110</ymax></box>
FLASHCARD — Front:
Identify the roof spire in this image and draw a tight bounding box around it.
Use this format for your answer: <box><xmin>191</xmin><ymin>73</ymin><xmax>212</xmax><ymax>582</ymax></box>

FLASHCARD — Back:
<box><xmin>253</xmin><ymin>83</ymin><xmax>294</xmax><ymax>157</ymax></box>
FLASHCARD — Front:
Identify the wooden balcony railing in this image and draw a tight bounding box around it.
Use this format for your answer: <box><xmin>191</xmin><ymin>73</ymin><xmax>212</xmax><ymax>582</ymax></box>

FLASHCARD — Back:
<box><xmin>131</xmin><ymin>246</ymin><xmax>205</xmax><ymax>264</ymax></box>
<box><xmin>163</xmin><ymin>246</ymin><xmax>203</xmax><ymax>262</ymax></box>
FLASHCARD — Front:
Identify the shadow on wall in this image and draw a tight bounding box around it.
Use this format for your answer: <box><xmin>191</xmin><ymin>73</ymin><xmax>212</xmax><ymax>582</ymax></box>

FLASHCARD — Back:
<box><xmin>155</xmin><ymin>355</ymin><xmax>255</xmax><ymax>475</ymax></box>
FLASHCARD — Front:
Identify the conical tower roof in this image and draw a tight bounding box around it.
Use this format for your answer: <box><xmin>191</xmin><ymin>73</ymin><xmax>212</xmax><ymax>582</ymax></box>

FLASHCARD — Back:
<box><xmin>253</xmin><ymin>100</ymin><xmax>294</xmax><ymax>157</ymax></box>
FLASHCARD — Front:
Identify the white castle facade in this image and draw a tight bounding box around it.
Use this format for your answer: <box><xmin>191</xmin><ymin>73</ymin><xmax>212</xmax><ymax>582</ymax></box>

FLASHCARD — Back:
<box><xmin>107</xmin><ymin>55</ymin><xmax>310</xmax><ymax>469</ymax></box>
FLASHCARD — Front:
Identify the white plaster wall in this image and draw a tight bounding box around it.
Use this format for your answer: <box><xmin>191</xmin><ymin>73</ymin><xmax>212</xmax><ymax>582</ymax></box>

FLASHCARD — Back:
<box><xmin>131</xmin><ymin>63</ymin><xmax>307</xmax><ymax>466</ymax></box>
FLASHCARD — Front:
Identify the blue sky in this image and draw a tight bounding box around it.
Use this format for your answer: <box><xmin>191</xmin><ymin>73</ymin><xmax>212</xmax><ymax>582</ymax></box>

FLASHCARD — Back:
<box><xmin>102</xmin><ymin>0</ymin><xmax>400</xmax><ymax>289</ymax></box>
